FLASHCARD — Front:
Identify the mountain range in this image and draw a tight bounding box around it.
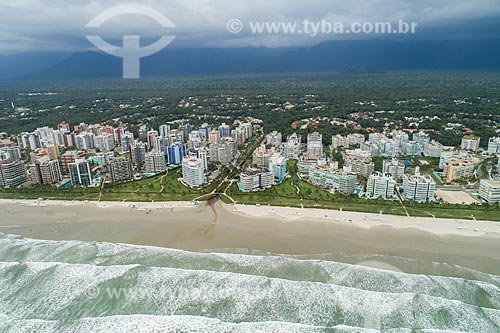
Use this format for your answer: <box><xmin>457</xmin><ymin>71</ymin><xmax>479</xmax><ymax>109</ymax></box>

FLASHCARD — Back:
<box><xmin>2</xmin><ymin>39</ymin><xmax>500</xmax><ymax>81</ymax></box>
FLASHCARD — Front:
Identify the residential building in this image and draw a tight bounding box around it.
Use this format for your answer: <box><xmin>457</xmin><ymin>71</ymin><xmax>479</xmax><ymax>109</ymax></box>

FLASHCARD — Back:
<box><xmin>209</xmin><ymin>138</ymin><xmax>235</xmax><ymax>165</ymax></box>
<box><xmin>487</xmin><ymin>137</ymin><xmax>500</xmax><ymax>155</ymax></box>
<box><xmin>443</xmin><ymin>158</ymin><xmax>475</xmax><ymax>183</ymax></box>
<box><xmin>208</xmin><ymin>130</ymin><xmax>220</xmax><ymax>144</ymax></box>
<box><xmin>284</xmin><ymin>133</ymin><xmax>301</xmax><ymax>160</ymax></box>
<box><xmin>60</xmin><ymin>151</ymin><xmax>85</xmax><ymax>173</ymax></box>
<box><xmin>366</xmin><ymin>172</ymin><xmax>396</xmax><ymax>200</ymax></box>
<box><xmin>95</xmin><ymin>134</ymin><xmax>114</xmax><ymax>152</ymax></box>
<box><xmin>69</xmin><ymin>159</ymin><xmax>93</xmax><ymax>187</ymax></box>
<box><xmin>147</xmin><ymin>130</ymin><xmax>159</xmax><ymax>149</ymax></box>
<box><xmin>331</xmin><ymin>134</ymin><xmax>350</xmax><ymax>149</ymax></box>
<box><xmin>167</xmin><ymin>142</ymin><xmax>187</xmax><ymax>165</ymax></box>
<box><xmin>145</xmin><ymin>151</ymin><xmax>166</xmax><ymax>174</ymax></box>
<box><xmin>307</xmin><ymin>162</ymin><xmax>357</xmax><ymax>195</ymax></box>
<box><xmin>182</xmin><ymin>156</ymin><xmax>205</xmax><ymax>188</ymax></box>
<box><xmin>361</xmin><ymin>142</ymin><xmax>381</xmax><ymax>157</ymax></box>
<box><xmin>382</xmin><ymin>158</ymin><xmax>405</xmax><ymax>180</ymax></box>
<box><xmin>402</xmin><ymin>141</ymin><xmax>424</xmax><ymax>156</ymax></box>
<box><xmin>110</xmin><ymin>157</ymin><xmax>133</xmax><ymax>182</ymax></box>
<box><xmin>253</xmin><ymin>144</ymin><xmax>273</xmax><ymax>167</ymax></box>
<box><xmin>344</xmin><ymin>149</ymin><xmax>374</xmax><ymax>177</ymax></box>
<box><xmin>307</xmin><ymin>132</ymin><xmax>323</xmax><ymax>158</ymax></box>
<box><xmin>130</xmin><ymin>142</ymin><xmax>147</xmax><ymax>164</ymax></box>
<box><xmin>479</xmin><ymin>179</ymin><xmax>500</xmax><ymax>203</ymax></box>
<box><xmin>0</xmin><ymin>159</ymin><xmax>27</xmax><ymax>188</ymax></box>
<box><xmin>268</xmin><ymin>153</ymin><xmax>287</xmax><ymax>183</ymax></box>
<box><xmin>219</xmin><ymin>123</ymin><xmax>231</xmax><ymax>138</ymax></box>
<box><xmin>0</xmin><ymin>146</ymin><xmax>22</xmax><ymax>161</ymax></box>
<box><xmin>423</xmin><ymin>140</ymin><xmax>444</xmax><ymax>158</ymax></box>
<box><xmin>159</xmin><ymin>125</ymin><xmax>171</xmax><ymax>138</ymax></box>
<box><xmin>238</xmin><ymin>167</ymin><xmax>274</xmax><ymax>192</ymax></box>
<box><xmin>266</xmin><ymin>131</ymin><xmax>283</xmax><ymax>147</ymax></box>
<box><xmin>347</xmin><ymin>133</ymin><xmax>366</xmax><ymax>146</ymax></box>
<box><xmin>401</xmin><ymin>168</ymin><xmax>436</xmax><ymax>203</ymax></box>
<box><xmin>31</xmin><ymin>156</ymin><xmax>62</xmax><ymax>185</ymax></box>
<box><xmin>461</xmin><ymin>136</ymin><xmax>481</xmax><ymax>152</ymax></box>
<box><xmin>413</xmin><ymin>132</ymin><xmax>430</xmax><ymax>146</ymax></box>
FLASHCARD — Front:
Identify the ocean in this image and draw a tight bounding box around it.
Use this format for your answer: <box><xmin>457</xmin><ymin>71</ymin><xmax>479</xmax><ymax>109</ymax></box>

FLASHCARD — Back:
<box><xmin>0</xmin><ymin>232</ymin><xmax>498</xmax><ymax>332</ymax></box>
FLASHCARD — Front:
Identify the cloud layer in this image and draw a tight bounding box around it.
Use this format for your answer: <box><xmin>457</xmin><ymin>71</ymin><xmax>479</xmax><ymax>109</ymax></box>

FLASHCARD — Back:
<box><xmin>1</xmin><ymin>0</ymin><xmax>500</xmax><ymax>53</ymax></box>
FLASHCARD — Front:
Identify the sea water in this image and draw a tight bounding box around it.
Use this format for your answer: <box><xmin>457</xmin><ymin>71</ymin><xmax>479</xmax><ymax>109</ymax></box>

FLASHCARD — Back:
<box><xmin>0</xmin><ymin>232</ymin><xmax>498</xmax><ymax>332</ymax></box>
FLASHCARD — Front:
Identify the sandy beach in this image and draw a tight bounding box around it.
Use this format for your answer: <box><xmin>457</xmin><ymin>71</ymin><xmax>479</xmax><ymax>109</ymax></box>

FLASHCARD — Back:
<box><xmin>0</xmin><ymin>198</ymin><xmax>499</xmax><ymax>275</ymax></box>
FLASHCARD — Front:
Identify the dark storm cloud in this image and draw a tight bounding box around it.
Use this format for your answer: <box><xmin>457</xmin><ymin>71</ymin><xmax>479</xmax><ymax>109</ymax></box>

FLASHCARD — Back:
<box><xmin>0</xmin><ymin>0</ymin><xmax>499</xmax><ymax>53</ymax></box>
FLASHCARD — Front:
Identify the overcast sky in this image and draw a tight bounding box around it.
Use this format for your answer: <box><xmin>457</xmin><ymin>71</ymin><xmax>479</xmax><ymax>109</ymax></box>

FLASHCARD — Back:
<box><xmin>1</xmin><ymin>0</ymin><xmax>500</xmax><ymax>54</ymax></box>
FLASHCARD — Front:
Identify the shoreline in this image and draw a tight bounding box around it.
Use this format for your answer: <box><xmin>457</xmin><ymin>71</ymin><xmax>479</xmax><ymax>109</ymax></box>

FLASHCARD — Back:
<box><xmin>227</xmin><ymin>203</ymin><xmax>500</xmax><ymax>238</ymax></box>
<box><xmin>1</xmin><ymin>198</ymin><xmax>499</xmax><ymax>238</ymax></box>
<box><xmin>0</xmin><ymin>198</ymin><xmax>200</xmax><ymax>210</ymax></box>
<box><xmin>1</xmin><ymin>198</ymin><xmax>500</xmax><ymax>275</ymax></box>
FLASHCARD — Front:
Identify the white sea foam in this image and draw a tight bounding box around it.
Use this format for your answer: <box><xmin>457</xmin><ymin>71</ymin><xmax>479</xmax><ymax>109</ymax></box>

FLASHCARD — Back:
<box><xmin>0</xmin><ymin>232</ymin><xmax>498</xmax><ymax>311</ymax></box>
<box><xmin>0</xmin><ymin>233</ymin><xmax>499</xmax><ymax>332</ymax></box>
<box><xmin>0</xmin><ymin>314</ymin><xmax>383</xmax><ymax>333</ymax></box>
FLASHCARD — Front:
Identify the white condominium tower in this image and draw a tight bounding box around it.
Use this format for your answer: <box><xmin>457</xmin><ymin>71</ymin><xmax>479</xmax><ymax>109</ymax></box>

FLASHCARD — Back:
<box><xmin>401</xmin><ymin>168</ymin><xmax>436</xmax><ymax>203</ymax></box>
<box><xmin>366</xmin><ymin>172</ymin><xmax>396</xmax><ymax>200</ymax></box>
<box><xmin>182</xmin><ymin>156</ymin><xmax>205</xmax><ymax>188</ymax></box>
<box><xmin>307</xmin><ymin>132</ymin><xmax>323</xmax><ymax>158</ymax></box>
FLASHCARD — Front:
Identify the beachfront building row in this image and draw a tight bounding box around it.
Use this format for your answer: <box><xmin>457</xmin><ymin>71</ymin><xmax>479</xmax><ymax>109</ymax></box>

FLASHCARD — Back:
<box><xmin>238</xmin><ymin>168</ymin><xmax>274</xmax><ymax>192</ymax></box>
<box><xmin>401</xmin><ymin>168</ymin><xmax>436</xmax><ymax>203</ymax></box>
<box><xmin>366</xmin><ymin>172</ymin><xmax>396</xmax><ymax>200</ymax></box>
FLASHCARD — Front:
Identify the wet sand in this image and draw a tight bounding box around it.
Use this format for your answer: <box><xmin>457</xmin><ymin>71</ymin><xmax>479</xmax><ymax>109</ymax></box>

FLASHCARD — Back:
<box><xmin>0</xmin><ymin>199</ymin><xmax>499</xmax><ymax>275</ymax></box>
